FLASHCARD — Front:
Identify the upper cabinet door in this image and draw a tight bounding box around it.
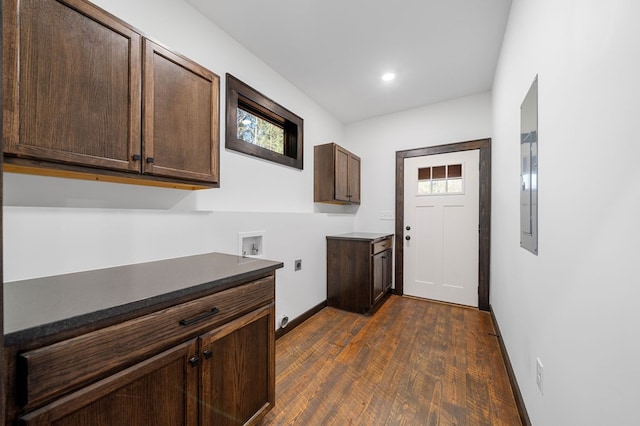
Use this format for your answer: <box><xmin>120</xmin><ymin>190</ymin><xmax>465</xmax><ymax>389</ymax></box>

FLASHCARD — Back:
<box><xmin>348</xmin><ymin>152</ymin><xmax>361</xmax><ymax>204</ymax></box>
<box><xmin>334</xmin><ymin>146</ymin><xmax>351</xmax><ymax>202</ymax></box>
<box><xmin>143</xmin><ymin>39</ymin><xmax>220</xmax><ymax>184</ymax></box>
<box><xmin>3</xmin><ymin>0</ymin><xmax>142</xmax><ymax>172</ymax></box>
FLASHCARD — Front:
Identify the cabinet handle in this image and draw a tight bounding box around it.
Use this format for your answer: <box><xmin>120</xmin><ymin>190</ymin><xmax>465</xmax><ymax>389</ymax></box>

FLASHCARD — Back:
<box><xmin>203</xmin><ymin>350</ymin><xmax>213</xmax><ymax>359</ymax></box>
<box><xmin>179</xmin><ymin>307</ymin><xmax>220</xmax><ymax>326</ymax></box>
<box><xmin>132</xmin><ymin>154</ymin><xmax>141</xmax><ymax>161</ymax></box>
<box><xmin>188</xmin><ymin>356</ymin><xmax>200</xmax><ymax>368</ymax></box>
<box><xmin>146</xmin><ymin>157</ymin><xmax>154</xmax><ymax>163</ymax></box>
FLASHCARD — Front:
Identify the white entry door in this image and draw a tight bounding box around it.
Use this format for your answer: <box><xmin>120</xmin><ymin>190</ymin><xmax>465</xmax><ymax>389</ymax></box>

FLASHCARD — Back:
<box><xmin>403</xmin><ymin>150</ymin><xmax>480</xmax><ymax>307</ymax></box>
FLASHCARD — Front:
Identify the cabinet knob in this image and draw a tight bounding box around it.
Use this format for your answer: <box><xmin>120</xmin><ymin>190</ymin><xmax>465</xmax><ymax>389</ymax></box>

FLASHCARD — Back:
<box><xmin>146</xmin><ymin>157</ymin><xmax>154</xmax><ymax>164</ymax></box>
<box><xmin>406</xmin><ymin>226</ymin><xmax>411</xmax><ymax>231</ymax></box>
<box><xmin>188</xmin><ymin>356</ymin><xmax>200</xmax><ymax>368</ymax></box>
<box><xmin>203</xmin><ymin>350</ymin><xmax>213</xmax><ymax>359</ymax></box>
<box><xmin>405</xmin><ymin>235</ymin><xmax>411</xmax><ymax>241</ymax></box>
<box><xmin>132</xmin><ymin>154</ymin><xmax>141</xmax><ymax>161</ymax></box>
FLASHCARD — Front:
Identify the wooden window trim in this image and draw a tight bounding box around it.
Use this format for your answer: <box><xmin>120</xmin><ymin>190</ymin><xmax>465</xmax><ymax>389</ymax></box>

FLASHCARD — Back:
<box><xmin>225</xmin><ymin>74</ymin><xmax>303</xmax><ymax>169</ymax></box>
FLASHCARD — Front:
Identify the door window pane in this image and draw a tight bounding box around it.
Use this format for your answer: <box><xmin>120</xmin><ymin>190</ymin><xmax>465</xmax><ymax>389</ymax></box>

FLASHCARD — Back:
<box><xmin>432</xmin><ymin>180</ymin><xmax>447</xmax><ymax>193</ymax></box>
<box><xmin>418</xmin><ymin>167</ymin><xmax>431</xmax><ymax>180</ymax></box>
<box><xmin>432</xmin><ymin>166</ymin><xmax>446</xmax><ymax>179</ymax></box>
<box><xmin>447</xmin><ymin>178</ymin><xmax>463</xmax><ymax>193</ymax></box>
<box><xmin>416</xmin><ymin>163</ymin><xmax>464</xmax><ymax>195</ymax></box>
<box><xmin>448</xmin><ymin>164</ymin><xmax>462</xmax><ymax>178</ymax></box>
<box><xmin>418</xmin><ymin>181</ymin><xmax>432</xmax><ymax>194</ymax></box>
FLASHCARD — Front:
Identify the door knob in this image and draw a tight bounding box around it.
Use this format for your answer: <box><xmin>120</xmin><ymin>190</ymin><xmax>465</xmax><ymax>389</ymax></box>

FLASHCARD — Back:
<box><xmin>405</xmin><ymin>235</ymin><xmax>411</xmax><ymax>241</ymax></box>
<box><xmin>406</xmin><ymin>226</ymin><xmax>411</xmax><ymax>231</ymax></box>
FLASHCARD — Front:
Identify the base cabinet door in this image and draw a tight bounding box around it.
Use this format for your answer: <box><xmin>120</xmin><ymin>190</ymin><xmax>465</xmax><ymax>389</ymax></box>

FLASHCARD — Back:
<box><xmin>372</xmin><ymin>248</ymin><xmax>392</xmax><ymax>305</ymax></box>
<box><xmin>199</xmin><ymin>305</ymin><xmax>275</xmax><ymax>426</ymax></box>
<box><xmin>382</xmin><ymin>248</ymin><xmax>393</xmax><ymax>293</ymax></box>
<box><xmin>372</xmin><ymin>250</ymin><xmax>385</xmax><ymax>305</ymax></box>
<box><xmin>18</xmin><ymin>340</ymin><xmax>198</xmax><ymax>426</ymax></box>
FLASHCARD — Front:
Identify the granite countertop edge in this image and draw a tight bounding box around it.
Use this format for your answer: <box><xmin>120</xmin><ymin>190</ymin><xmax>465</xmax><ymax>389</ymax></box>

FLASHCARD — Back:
<box><xmin>5</xmin><ymin>256</ymin><xmax>283</xmax><ymax>346</ymax></box>
<box><xmin>326</xmin><ymin>232</ymin><xmax>394</xmax><ymax>242</ymax></box>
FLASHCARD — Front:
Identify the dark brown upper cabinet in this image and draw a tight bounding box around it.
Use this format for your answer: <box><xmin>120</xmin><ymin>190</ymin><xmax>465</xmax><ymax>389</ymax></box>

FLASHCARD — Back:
<box><xmin>2</xmin><ymin>0</ymin><xmax>220</xmax><ymax>189</ymax></box>
<box><xmin>314</xmin><ymin>142</ymin><xmax>361</xmax><ymax>204</ymax></box>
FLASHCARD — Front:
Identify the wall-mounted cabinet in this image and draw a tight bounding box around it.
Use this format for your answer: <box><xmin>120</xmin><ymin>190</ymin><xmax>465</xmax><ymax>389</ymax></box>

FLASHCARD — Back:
<box><xmin>314</xmin><ymin>142</ymin><xmax>360</xmax><ymax>204</ymax></box>
<box><xmin>2</xmin><ymin>0</ymin><xmax>219</xmax><ymax>189</ymax></box>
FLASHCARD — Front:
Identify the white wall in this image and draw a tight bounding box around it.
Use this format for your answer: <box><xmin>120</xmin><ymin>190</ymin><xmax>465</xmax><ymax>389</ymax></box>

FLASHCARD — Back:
<box><xmin>3</xmin><ymin>0</ymin><xmax>353</xmax><ymax>329</ymax></box>
<box><xmin>491</xmin><ymin>0</ymin><xmax>640</xmax><ymax>424</ymax></box>
<box><xmin>345</xmin><ymin>93</ymin><xmax>492</xmax><ymax>233</ymax></box>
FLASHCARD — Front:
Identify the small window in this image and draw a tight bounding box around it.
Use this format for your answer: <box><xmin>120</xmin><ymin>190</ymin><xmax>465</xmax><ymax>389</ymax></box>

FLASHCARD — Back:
<box><xmin>417</xmin><ymin>163</ymin><xmax>464</xmax><ymax>195</ymax></box>
<box><xmin>226</xmin><ymin>74</ymin><xmax>303</xmax><ymax>169</ymax></box>
<box><xmin>237</xmin><ymin>107</ymin><xmax>284</xmax><ymax>154</ymax></box>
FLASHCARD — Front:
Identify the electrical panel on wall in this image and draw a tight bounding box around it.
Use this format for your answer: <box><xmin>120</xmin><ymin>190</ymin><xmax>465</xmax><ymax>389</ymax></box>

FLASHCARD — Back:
<box><xmin>520</xmin><ymin>75</ymin><xmax>538</xmax><ymax>255</ymax></box>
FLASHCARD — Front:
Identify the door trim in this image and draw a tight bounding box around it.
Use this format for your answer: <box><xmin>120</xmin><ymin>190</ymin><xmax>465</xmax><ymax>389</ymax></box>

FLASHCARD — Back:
<box><xmin>395</xmin><ymin>139</ymin><xmax>491</xmax><ymax>311</ymax></box>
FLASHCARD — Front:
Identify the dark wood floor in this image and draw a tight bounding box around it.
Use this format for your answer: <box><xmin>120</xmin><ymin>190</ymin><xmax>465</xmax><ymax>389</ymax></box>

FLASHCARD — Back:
<box><xmin>259</xmin><ymin>295</ymin><xmax>521</xmax><ymax>426</ymax></box>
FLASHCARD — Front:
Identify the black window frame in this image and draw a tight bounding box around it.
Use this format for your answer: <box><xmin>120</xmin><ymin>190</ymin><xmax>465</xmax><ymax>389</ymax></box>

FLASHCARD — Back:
<box><xmin>225</xmin><ymin>74</ymin><xmax>303</xmax><ymax>169</ymax></box>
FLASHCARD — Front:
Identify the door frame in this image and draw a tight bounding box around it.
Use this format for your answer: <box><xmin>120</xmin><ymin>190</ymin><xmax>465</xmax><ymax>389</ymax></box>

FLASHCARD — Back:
<box><xmin>395</xmin><ymin>139</ymin><xmax>491</xmax><ymax>311</ymax></box>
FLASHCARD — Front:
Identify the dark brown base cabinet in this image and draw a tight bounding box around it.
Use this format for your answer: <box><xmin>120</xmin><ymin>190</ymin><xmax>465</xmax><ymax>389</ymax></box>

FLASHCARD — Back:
<box><xmin>3</xmin><ymin>255</ymin><xmax>279</xmax><ymax>425</ymax></box>
<box><xmin>327</xmin><ymin>233</ymin><xmax>393</xmax><ymax>314</ymax></box>
<box><xmin>18</xmin><ymin>306</ymin><xmax>274</xmax><ymax>426</ymax></box>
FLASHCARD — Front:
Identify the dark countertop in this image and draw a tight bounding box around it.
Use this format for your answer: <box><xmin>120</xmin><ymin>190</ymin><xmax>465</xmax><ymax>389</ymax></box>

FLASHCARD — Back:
<box><xmin>4</xmin><ymin>252</ymin><xmax>283</xmax><ymax>345</ymax></box>
<box><xmin>326</xmin><ymin>232</ymin><xmax>393</xmax><ymax>242</ymax></box>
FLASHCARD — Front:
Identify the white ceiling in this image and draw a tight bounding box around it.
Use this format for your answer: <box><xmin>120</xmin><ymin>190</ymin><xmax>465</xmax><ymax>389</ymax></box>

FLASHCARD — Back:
<box><xmin>186</xmin><ymin>0</ymin><xmax>512</xmax><ymax>124</ymax></box>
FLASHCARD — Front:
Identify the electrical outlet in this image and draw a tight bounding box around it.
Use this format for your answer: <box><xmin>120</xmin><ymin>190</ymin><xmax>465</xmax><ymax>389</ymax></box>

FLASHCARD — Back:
<box><xmin>294</xmin><ymin>259</ymin><xmax>302</xmax><ymax>271</ymax></box>
<box><xmin>379</xmin><ymin>211</ymin><xmax>394</xmax><ymax>220</ymax></box>
<box><xmin>280</xmin><ymin>315</ymin><xmax>289</xmax><ymax>328</ymax></box>
<box><xmin>536</xmin><ymin>357</ymin><xmax>543</xmax><ymax>395</ymax></box>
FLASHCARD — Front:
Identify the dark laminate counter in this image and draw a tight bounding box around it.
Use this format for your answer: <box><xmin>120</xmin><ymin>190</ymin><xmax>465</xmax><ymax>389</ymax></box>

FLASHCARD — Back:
<box><xmin>4</xmin><ymin>252</ymin><xmax>283</xmax><ymax>345</ymax></box>
<box><xmin>326</xmin><ymin>232</ymin><xmax>393</xmax><ymax>242</ymax></box>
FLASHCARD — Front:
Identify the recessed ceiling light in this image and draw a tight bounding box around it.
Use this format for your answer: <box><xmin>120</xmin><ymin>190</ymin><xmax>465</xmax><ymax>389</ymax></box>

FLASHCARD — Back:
<box><xmin>381</xmin><ymin>72</ymin><xmax>396</xmax><ymax>82</ymax></box>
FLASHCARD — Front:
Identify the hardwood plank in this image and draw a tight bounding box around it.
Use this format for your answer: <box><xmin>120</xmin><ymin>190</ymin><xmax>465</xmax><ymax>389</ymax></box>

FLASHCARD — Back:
<box><xmin>260</xmin><ymin>295</ymin><xmax>521</xmax><ymax>426</ymax></box>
